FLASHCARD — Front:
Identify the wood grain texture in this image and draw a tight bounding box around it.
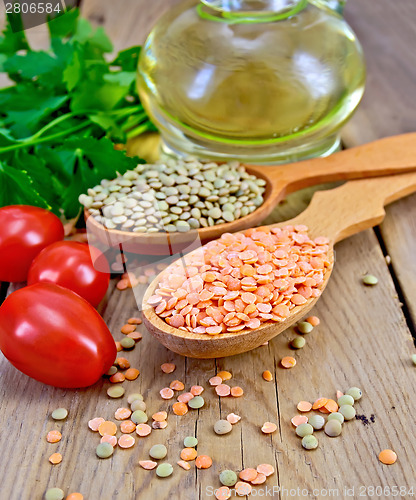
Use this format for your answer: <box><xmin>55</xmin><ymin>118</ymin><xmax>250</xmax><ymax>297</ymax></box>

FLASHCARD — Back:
<box><xmin>0</xmin><ymin>0</ymin><xmax>415</xmax><ymax>499</ymax></box>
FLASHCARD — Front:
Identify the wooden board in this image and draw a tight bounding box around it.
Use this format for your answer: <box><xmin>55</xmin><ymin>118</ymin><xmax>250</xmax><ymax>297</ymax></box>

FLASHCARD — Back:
<box><xmin>0</xmin><ymin>0</ymin><xmax>415</xmax><ymax>499</ymax></box>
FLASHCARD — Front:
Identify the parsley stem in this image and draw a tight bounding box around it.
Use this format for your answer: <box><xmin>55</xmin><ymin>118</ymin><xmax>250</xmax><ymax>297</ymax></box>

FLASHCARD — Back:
<box><xmin>126</xmin><ymin>122</ymin><xmax>153</xmax><ymax>140</ymax></box>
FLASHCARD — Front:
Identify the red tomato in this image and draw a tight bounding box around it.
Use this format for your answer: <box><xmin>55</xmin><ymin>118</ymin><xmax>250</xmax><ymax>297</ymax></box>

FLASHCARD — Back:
<box><xmin>0</xmin><ymin>283</ymin><xmax>116</xmax><ymax>388</ymax></box>
<box><xmin>0</xmin><ymin>205</ymin><xmax>64</xmax><ymax>283</ymax></box>
<box><xmin>28</xmin><ymin>241</ymin><xmax>110</xmax><ymax>307</ymax></box>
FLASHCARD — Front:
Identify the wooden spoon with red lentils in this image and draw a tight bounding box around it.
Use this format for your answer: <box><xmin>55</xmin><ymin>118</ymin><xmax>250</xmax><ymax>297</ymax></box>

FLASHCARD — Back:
<box><xmin>143</xmin><ymin>172</ymin><xmax>416</xmax><ymax>358</ymax></box>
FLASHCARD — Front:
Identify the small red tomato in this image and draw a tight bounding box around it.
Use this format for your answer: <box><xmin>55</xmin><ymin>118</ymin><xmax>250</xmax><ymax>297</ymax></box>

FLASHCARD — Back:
<box><xmin>0</xmin><ymin>205</ymin><xmax>64</xmax><ymax>282</ymax></box>
<box><xmin>28</xmin><ymin>241</ymin><xmax>110</xmax><ymax>307</ymax></box>
<box><xmin>0</xmin><ymin>283</ymin><xmax>116</xmax><ymax>388</ymax></box>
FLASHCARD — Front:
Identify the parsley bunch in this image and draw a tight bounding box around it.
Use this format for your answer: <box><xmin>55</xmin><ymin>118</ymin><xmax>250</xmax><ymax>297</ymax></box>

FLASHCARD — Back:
<box><xmin>0</xmin><ymin>9</ymin><xmax>155</xmax><ymax>218</ymax></box>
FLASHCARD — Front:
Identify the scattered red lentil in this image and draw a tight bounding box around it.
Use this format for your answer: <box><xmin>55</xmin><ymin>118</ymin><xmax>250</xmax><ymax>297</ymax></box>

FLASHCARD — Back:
<box><xmin>110</xmin><ymin>372</ymin><xmax>125</xmax><ymax>384</ymax></box>
<box><xmin>170</xmin><ymin>380</ymin><xmax>185</xmax><ymax>391</ymax></box>
<box><xmin>98</xmin><ymin>421</ymin><xmax>117</xmax><ymax>437</ymax></box>
<box><xmin>195</xmin><ymin>455</ymin><xmax>213</xmax><ymax>469</ymax></box>
<box><xmin>312</xmin><ymin>398</ymin><xmax>328</xmax><ymax>410</ymax></box>
<box><xmin>117</xmin><ymin>279</ymin><xmax>128</xmax><ymax>291</ymax></box>
<box><xmin>127</xmin><ymin>331</ymin><xmax>142</xmax><ymax>341</ymax></box>
<box><xmin>215</xmin><ymin>384</ymin><xmax>231</xmax><ymax>397</ymax></box>
<box><xmin>101</xmin><ymin>435</ymin><xmax>118</xmax><ymax>447</ymax></box>
<box><xmin>239</xmin><ymin>468</ymin><xmax>257</xmax><ymax>481</ymax></box>
<box><xmin>152</xmin><ymin>421</ymin><xmax>168</xmax><ymax>429</ymax></box>
<box><xmin>379</xmin><ymin>449</ymin><xmax>397</xmax><ymax>465</ymax></box>
<box><xmin>297</xmin><ymin>401</ymin><xmax>313</xmax><ymax>412</ymax></box>
<box><xmin>121</xmin><ymin>324</ymin><xmax>136</xmax><ymax>334</ymax></box>
<box><xmin>177</xmin><ymin>460</ymin><xmax>191</xmax><ymax>471</ymax></box>
<box><xmin>66</xmin><ymin>494</ymin><xmax>84</xmax><ymax>500</ymax></box>
<box><xmin>227</xmin><ymin>413</ymin><xmax>241</xmax><ymax>424</ymax></box>
<box><xmin>191</xmin><ymin>386</ymin><xmax>204</xmax><ymax>396</ymax></box>
<box><xmin>324</xmin><ymin>399</ymin><xmax>339</xmax><ymax>413</ymax></box>
<box><xmin>180</xmin><ymin>448</ymin><xmax>198</xmax><ymax>461</ymax></box>
<box><xmin>261</xmin><ymin>422</ymin><xmax>277</xmax><ymax>434</ymax></box>
<box><xmin>281</xmin><ymin>357</ymin><xmax>296</xmax><ymax>369</ymax></box>
<box><xmin>115</xmin><ymin>408</ymin><xmax>132</xmax><ymax>421</ymax></box>
<box><xmin>115</xmin><ymin>357</ymin><xmax>130</xmax><ymax>370</ymax></box>
<box><xmin>262</xmin><ymin>370</ymin><xmax>273</xmax><ymax>381</ymax></box>
<box><xmin>209</xmin><ymin>376</ymin><xmax>222</xmax><ymax>386</ymax></box>
<box><xmin>336</xmin><ymin>390</ymin><xmax>344</xmax><ymax>399</ymax></box>
<box><xmin>217</xmin><ymin>371</ymin><xmax>232</xmax><ymax>381</ymax></box>
<box><xmin>215</xmin><ymin>486</ymin><xmax>231</xmax><ymax>500</ymax></box>
<box><xmin>88</xmin><ymin>417</ymin><xmax>105</xmax><ymax>432</ymax></box>
<box><xmin>46</xmin><ymin>430</ymin><xmax>62</xmax><ymax>443</ymax></box>
<box><xmin>149</xmin><ymin>226</ymin><xmax>330</xmax><ymax>335</ymax></box>
<box><xmin>178</xmin><ymin>392</ymin><xmax>194</xmax><ymax>403</ymax></box>
<box><xmin>306</xmin><ymin>316</ymin><xmax>320</xmax><ymax>327</ymax></box>
<box><xmin>136</xmin><ymin>424</ymin><xmax>152</xmax><ymax>437</ymax></box>
<box><xmin>139</xmin><ymin>460</ymin><xmax>157</xmax><ymax>470</ymax></box>
<box><xmin>49</xmin><ymin>453</ymin><xmax>62</xmax><ymax>465</ymax></box>
<box><xmin>118</xmin><ymin>434</ymin><xmax>135</xmax><ymax>449</ymax></box>
<box><xmin>161</xmin><ymin>363</ymin><xmax>176</xmax><ymax>374</ymax></box>
<box><xmin>235</xmin><ymin>482</ymin><xmax>252</xmax><ymax>496</ymax></box>
<box><xmin>160</xmin><ymin>387</ymin><xmax>174</xmax><ymax>399</ymax></box>
<box><xmin>115</xmin><ymin>342</ymin><xmax>122</xmax><ymax>352</ymax></box>
<box><xmin>231</xmin><ymin>386</ymin><xmax>244</xmax><ymax>397</ymax></box>
<box><xmin>152</xmin><ymin>411</ymin><xmax>168</xmax><ymax>422</ymax></box>
<box><xmin>251</xmin><ymin>472</ymin><xmax>267</xmax><ymax>485</ymax></box>
<box><xmin>257</xmin><ymin>464</ymin><xmax>275</xmax><ymax>477</ymax></box>
<box><xmin>173</xmin><ymin>402</ymin><xmax>189</xmax><ymax>416</ymax></box>
<box><xmin>125</xmin><ymin>368</ymin><xmax>140</xmax><ymax>381</ymax></box>
<box><xmin>128</xmin><ymin>317</ymin><xmax>142</xmax><ymax>325</ymax></box>
<box><xmin>291</xmin><ymin>415</ymin><xmax>309</xmax><ymax>427</ymax></box>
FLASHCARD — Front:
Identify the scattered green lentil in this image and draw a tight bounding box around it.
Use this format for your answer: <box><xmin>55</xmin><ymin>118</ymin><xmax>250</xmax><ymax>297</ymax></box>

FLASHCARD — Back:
<box><xmin>301</xmin><ymin>435</ymin><xmax>318</xmax><ymax>450</ymax></box>
<box><xmin>127</xmin><ymin>393</ymin><xmax>144</xmax><ymax>404</ymax></box>
<box><xmin>297</xmin><ymin>321</ymin><xmax>314</xmax><ymax>334</ymax></box>
<box><xmin>131</xmin><ymin>410</ymin><xmax>148</xmax><ymax>424</ymax></box>
<box><xmin>412</xmin><ymin>354</ymin><xmax>416</xmax><ymax>366</ymax></box>
<box><xmin>184</xmin><ymin>436</ymin><xmax>198</xmax><ymax>448</ymax></box>
<box><xmin>291</xmin><ymin>337</ymin><xmax>306</xmax><ymax>349</ymax></box>
<box><xmin>296</xmin><ymin>423</ymin><xmax>314</xmax><ymax>438</ymax></box>
<box><xmin>362</xmin><ymin>274</ymin><xmax>378</xmax><ymax>286</ymax></box>
<box><xmin>96</xmin><ymin>442</ymin><xmax>114</xmax><ymax>459</ymax></box>
<box><xmin>106</xmin><ymin>366</ymin><xmax>118</xmax><ymax>376</ymax></box>
<box><xmin>107</xmin><ymin>385</ymin><xmax>125</xmax><ymax>398</ymax></box>
<box><xmin>80</xmin><ymin>159</ymin><xmax>266</xmax><ymax>234</ymax></box>
<box><xmin>339</xmin><ymin>405</ymin><xmax>356</xmax><ymax>421</ymax></box>
<box><xmin>188</xmin><ymin>396</ymin><xmax>205</xmax><ymax>409</ymax></box>
<box><xmin>149</xmin><ymin>444</ymin><xmax>168</xmax><ymax>459</ymax></box>
<box><xmin>327</xmin><ymin>412</ymin><xmax>344</xmax><ymax>424</ymax></box>
<box><xmin>214</xmin><ymin>420</ymin><xmax>233</xmax><ymax>435</ymax></box>
<box><xmin>131</xmin><ymin>400</ymin><xmax>147</xmax><ymax>412</ymax></box>
<box><xmin>51</xmin><ymin>408</ymin><xmax>68</xmax><ymax>421</ymax></box>
<box><xmin>345</xmin><ymin>387</ymin><xmax>362</xmax><ymax>401</ymax></box>
<box><xmin>337</xmin><ymin>395</ymin><xmax>355</xmax><ymax>407</ymax></box>
<box><xmin>308</xmin><ymin>415</ymin><xmax>325</xmax><ymax>430</ymax></box>
<box><xmin>220</xmin><ymin>470</ymin><xmax>238</xmax><ymax>487</ymax></box>
<box><xmin>324</xmin><ymin>420</ymin><xmax>342</xmax><ymax>437</ymax></box>
<box><xmin>45</xmin><ymin>488</ymin><xmax>65</xmax><ymax>500</ymax></box>
<box><xmin>120</xmin><ymin>337</ymin><xmax>135</xmax><ymax>350</ymax></box>
<box><xmin>156</xmin><ymin>463</ymin><xmax>173</xmax><ymax>478</ymax></box>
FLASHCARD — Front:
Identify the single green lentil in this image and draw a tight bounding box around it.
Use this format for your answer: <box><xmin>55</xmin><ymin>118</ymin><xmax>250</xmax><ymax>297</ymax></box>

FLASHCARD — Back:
<box><xmin>308</xmin><ymin>415</ymin><xmax>325</xmax><ymax>430</ymax></box>
<box><xmin>156</xmin><ymin>463</ymin><xmax>173</xmax><ymax>478</ymax></box>
<box><xmin>297</xmin><ymin>321</ymin><xmax>314</xmax><ymax>334</ymax></box>
<box><xmin>131</xmin><ymin>400</ymin><xmax>147</xmax><ymax>412</ymax></box>
<box><xmin>345</xmin><ymin>387</ymin><xmax>362</xmax><ymax>401</ymax></box>
<box><xmin>362</xmin><ymin>274</ymin><xmax>378</xmax><ymax>286</ymax></box>
<box><xmin>120</xmin><ymin>337</ymin><xmax>135</xmax><ymax>350</ymax></box>
<box><xmin>184</xmin><ymin>436</ymin><xmax>198</xmax><ymax>448</ymax></box>
<box><xmin>220</xmin><ymin>470</ymin><xmax>238</xmax><ymax>487</ymax></box>
<box><xmin>106</xmin><ymin>366</ymin><xmax>118</xmax><ymax>376</ymax></box>
<box><xmin>327</xmin><ymin>412</ymin><xmax>344</xmax><ymax>424</ymax></box>
<box><xmin>337</xmin><ymin>395</ymin><xmax>355</xmax><ymax>407</ymax></box>
<box><xmin>149</xmin><ymin>444</ymin><xmax>167</xmax><ymax>459</ymax></box>
<box><xmin>291</xmin><ymin>337</ymin><xmax>306</xmax><ymax>349</ymax></box>
<box><xmin>45</xmin><ymin>488</ymin><xmax>65</xmax><ymax>500</ymax></box>
<box><xmin>96</xmin><ymin>442</ymin><xmax>114</xmax><ymax>459</ymax></box>
<box><xmin>324</xmin><ymin>420</ymin><xmax>342</xmax><ymax>437</ymax></box>
<box><xmin>127</xmin><ymin>393</ymin><xmax>143</xmax><ymax>404</ymax></box>
<box><xmin>107</xmin><ymin>385</ymin><xmax>125</xmax><ymax>398</ymax></box>
<box><xmin>412</xmin><ymin>354</ymin><xmax>416</xmax><ymax>366</ymax></box>
<box><xmin>301</xmin><ymin>435</ymin><xmax>318</xmax><ymax>450</ymax></box>
<box><xmin>188</xmin><ymin>396</ymin><xmax>204</xmax><ymax>409</ymax></box>
<box><xmin>214</xmin><ymin>420</ymin><xmax>232</xmax><ymax>435</ymax></box>
<box><xmin>131</xmin><ymin>410</ymin><xmax>148</xmax><ymax>424</ymax></box>
<box><xmin>51</xmin><ymin>408</ymin><xmax>68</xmax><ymax>421</ymax></box>
<box><xmin>339</xmin><ymin>405</ymin><xmax>356</xmax><ymax>421</ymax></box>
<box><xmin>296</xmin><ymin>423</ymin><xmax>314</xmax><ymax>438</ymax></box>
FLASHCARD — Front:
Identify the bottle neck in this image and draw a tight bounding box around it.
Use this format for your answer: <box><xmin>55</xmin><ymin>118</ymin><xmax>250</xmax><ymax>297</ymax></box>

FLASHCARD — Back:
<box><xmin>201</xmin><ymin>0</ymin><xmax>303</xmax><ymax>14</ymax></box>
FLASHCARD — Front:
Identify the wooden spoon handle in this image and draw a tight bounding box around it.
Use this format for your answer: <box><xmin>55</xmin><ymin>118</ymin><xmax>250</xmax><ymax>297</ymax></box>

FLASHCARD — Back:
<box><xmin>263</xmin><ymin>133</ymin><xmax>416</xmax><ymax>194</ymax></box>
<box><xmin>284</xmin><ymin>172</ymin><xmax>416</xmax><ymax>243</ymax></box>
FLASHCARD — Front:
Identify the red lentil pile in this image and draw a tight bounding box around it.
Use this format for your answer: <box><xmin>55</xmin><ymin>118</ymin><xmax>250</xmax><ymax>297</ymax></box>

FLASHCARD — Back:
<box><xmin>148</xmin><ymin>225</ymin><xmax>331</xmax><ymax>334</ymax></box>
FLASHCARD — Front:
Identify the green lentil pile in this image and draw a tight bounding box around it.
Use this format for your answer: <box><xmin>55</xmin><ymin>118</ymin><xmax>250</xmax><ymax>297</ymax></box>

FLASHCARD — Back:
<box><xmin>79</xmin><ymin>158</ymin><xmax>266</xmax><ymax>233</ymax></box>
